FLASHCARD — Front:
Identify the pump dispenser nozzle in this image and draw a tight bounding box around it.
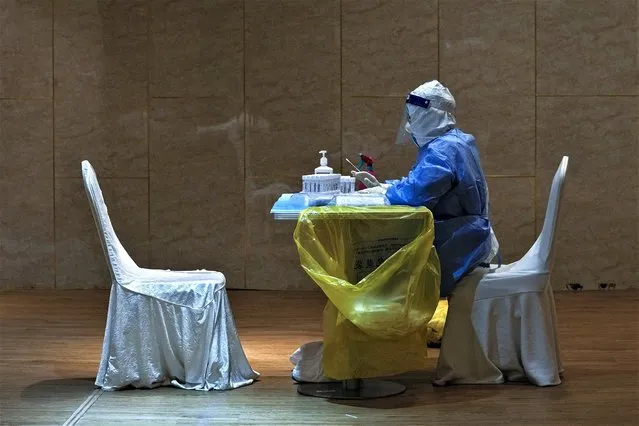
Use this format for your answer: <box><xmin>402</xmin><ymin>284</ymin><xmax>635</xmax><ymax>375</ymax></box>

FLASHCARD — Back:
<box><xmin>319</xmin><ymin>150</ymin><xmax>328</xmax><ymax>166</ymax></box>
<box><xmin>315</xmin><ymin>150</ymin><xmax>333</xmax><ymax>174</ymax></box>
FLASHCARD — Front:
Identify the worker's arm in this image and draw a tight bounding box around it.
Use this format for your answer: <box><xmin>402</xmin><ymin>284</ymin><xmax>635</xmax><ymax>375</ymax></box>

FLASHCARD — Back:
<box><xmin>385</xmin><ymin>149</ymin><xmax>455</xmax><ymax>209</ymax></box>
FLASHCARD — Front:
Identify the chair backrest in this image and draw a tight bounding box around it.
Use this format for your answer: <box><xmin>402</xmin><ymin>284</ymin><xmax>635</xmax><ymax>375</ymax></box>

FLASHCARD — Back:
<box><xmin>511</xmin><ymin>156</ymin><xmax>569</xmax><ymax>273</ymax></box>
<box><xmin>81</xmin><ymin>160</ymin><xmax>139</xmax><ymax>283</ymax></box>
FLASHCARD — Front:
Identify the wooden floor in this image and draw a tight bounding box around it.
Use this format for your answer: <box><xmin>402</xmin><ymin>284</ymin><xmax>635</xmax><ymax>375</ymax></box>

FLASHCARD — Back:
<box><xmin>1</xmin><ymin>290</ymin><xmax>637</xmax><ymax>425</ymax></box>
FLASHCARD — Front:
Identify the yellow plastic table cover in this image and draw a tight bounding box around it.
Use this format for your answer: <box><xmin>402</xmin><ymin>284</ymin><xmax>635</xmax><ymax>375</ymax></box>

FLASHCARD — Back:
<box><xmin>293</xmin><ymin>206</ymin><xmax>441</xmax><ymax>379</ymax></box>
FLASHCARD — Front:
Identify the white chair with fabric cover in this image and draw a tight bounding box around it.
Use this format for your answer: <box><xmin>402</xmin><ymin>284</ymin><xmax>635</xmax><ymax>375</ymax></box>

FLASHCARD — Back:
<box><xmin>82</xmin><ymin>160</ymin><xmax>259</xmax><ymax>391</ymax></box>
<box><xmin>434</xmin><ymin>156</ymin><xmax>569</xmax><ymax>387</ymax></box>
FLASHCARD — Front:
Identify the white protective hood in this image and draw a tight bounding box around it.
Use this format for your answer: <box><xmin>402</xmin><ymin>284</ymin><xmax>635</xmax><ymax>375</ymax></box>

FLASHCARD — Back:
<box><xmin>396</xmin><ymin>80</ymin><xmax>457</xmax><ymax>148</ymax></box>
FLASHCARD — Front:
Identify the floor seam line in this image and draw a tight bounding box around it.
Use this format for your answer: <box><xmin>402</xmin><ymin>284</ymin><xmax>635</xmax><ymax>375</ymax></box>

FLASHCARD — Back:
<box><xmin>62</xmin><ymin>388</ymin><xmax>104</xmax><ymax>426</ymax></box>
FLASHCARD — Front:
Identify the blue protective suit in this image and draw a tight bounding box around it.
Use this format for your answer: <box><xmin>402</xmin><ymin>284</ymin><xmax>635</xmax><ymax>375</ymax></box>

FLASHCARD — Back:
<box><xmin>385</xmin><ymin>128</ymin><xmax>494</xmax><ymax>297</ymax></box>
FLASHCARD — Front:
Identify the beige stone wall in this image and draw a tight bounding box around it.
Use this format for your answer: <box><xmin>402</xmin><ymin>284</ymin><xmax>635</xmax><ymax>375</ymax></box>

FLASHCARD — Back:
<box><xmin>1</xmin><ymin>0</ymin><xmax>637</xmax><ymax>291</ymax></box>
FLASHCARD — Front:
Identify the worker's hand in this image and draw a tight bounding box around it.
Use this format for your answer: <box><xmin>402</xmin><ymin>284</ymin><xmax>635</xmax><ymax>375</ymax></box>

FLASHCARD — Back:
<box><xmin>351</xmin><ymin>171</ymin><xmax>380</xmax><ymax>188</ymax></box>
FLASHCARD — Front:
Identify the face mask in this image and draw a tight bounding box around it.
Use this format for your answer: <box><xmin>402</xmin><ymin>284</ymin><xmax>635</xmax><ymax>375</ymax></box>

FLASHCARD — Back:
<box><xmin>405</xmin><ymin>107</ymin><xmax>421</xmax><ymax>148</ymax></box>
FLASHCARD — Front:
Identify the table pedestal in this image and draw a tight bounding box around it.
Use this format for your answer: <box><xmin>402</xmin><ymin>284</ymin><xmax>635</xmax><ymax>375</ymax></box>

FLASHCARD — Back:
<box><xmin>297</xmin><ymin>379</ymin><xmax>406</xmax><ymax>400</ymax></box>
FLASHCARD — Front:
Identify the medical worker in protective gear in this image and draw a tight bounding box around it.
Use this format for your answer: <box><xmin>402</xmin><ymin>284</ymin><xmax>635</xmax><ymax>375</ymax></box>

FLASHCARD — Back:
<box><xmin>352</xmin><ymin>80</ymin><xmax>499</xmax><ymax>297</ymax></box>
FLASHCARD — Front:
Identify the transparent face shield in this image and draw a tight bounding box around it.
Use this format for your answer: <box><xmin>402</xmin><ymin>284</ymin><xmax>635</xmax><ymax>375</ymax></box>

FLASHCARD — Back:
<box><xmin>396</xmin><ymin>94</ymin><xmax>457</xmax><ymax>149</ymax></box>
<box><xmin>394</xmin><ymin>104</ymin><xmax>416</xmax><ymax>146</ymax></box>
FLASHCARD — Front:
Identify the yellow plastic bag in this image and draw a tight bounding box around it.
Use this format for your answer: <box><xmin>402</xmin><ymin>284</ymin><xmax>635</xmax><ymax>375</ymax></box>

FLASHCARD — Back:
<box><xmin>293</xmin><ymin>206</ymin><xmax>441</xmax><ymax>379</ymax></box>
<box><xmin>427</xmin><ymin>300</ymin><xmax>448</xmax><ymax>347</ymax></box>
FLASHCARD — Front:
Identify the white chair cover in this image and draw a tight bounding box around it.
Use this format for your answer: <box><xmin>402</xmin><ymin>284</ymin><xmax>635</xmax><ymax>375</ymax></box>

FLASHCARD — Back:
<box><xmin>82</xmin><ymin>161</ymin><xmax>259</xmax><ymax>391</ymax></box>
<box><xmin>290</xmin><ymin>341</ymin><xmax>333</xmax><ymax>383</ymax></box>
<box><xmin>435</xmin><ymin>156</ymin><xmax>569</xmax><ymax>386</ymax></box>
